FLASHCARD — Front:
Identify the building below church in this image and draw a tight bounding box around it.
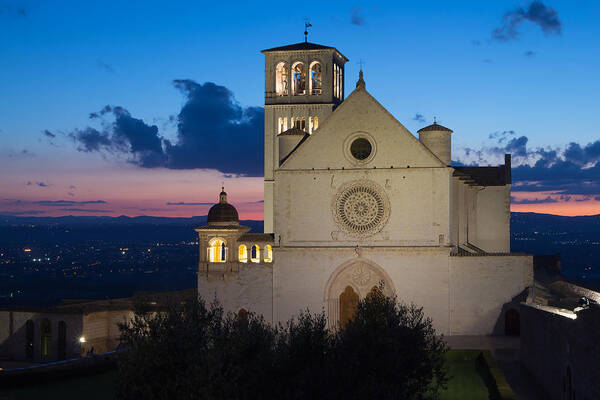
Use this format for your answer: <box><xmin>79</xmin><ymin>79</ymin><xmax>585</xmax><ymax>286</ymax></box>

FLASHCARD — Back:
<box><xmin>196</xmin><ymin>40</ymin><xmax>534</xmax><ymax>335</ymax></box>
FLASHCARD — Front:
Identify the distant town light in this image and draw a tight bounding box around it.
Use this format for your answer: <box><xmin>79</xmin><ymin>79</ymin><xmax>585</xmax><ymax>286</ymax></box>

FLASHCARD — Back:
<box><xmin>24</xmin><ymin>248</ymin><xmax>31</xmax><ymax>253</ymax></box>
<box><xmin>79</xmin><ymin>336</ymin><xmax>86</xmax><ymax>343</ymax></box>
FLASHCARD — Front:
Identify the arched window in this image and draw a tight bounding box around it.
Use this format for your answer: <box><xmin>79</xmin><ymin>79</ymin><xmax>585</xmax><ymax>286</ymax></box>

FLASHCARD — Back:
<box><xmin>309</xmin><ymin>116</ymin><xmax>319</xmax><ymax>133</ymax></box>
<box><xmin>292</xmin><ymin>62</ymin><xmax>306</xmax><ymax>96</ymax></box>
<box><xmin>208</xmin><ymin>238</ymin><xmax>227</xmax><ymax>263</ymax></box>
<box><xmin>238</xmin><ymin>244</ymin><xmax>248</xmax><ymax>263</ymax></box>
<box><xmin>250</xmin><ymin>245</ymin><xmax>261</xmax><ymax>263</ymax></box>
<box><xmin>41</xmin><ymin>318</ymin><xmax>51</xmax><ymax>360</ymax></box>
<box><xmin>275</xmin><ymin>62</ymin><xmax>288</xmax><ymax>96</ymax></box>
<box><xmin>339</xmin><ymin>286</ymin><xmax>359</xmax><ymax>328</ymax></box>
<box><xmin>237</xmin><ymin>308</ymin><xmax>248</xmax><ymax>321</ymax></box>
<box><xmin>310</xmin><ymin>61</ymin><xmax>322</xmax><ymax>95</ymax></box>
<box><xmin>25</xmin><ymin>319</ymin><xmax>34</xmax><ymax>360</ymax></box>
<box><xmin>264</xmin><ymin>245</ymin><xmax>272</xmax><ymax>263</ymax></box>
<box><xmin>57</xmin><ymin>321</ymin><xmax>66</xmax><ymax>360</ymax></box>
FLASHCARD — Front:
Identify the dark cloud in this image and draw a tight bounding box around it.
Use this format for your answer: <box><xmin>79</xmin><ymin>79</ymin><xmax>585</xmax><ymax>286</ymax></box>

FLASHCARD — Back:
<box><xmin>524</xmin><ymin>50</ymin><xmax>536</xmax><ymax>57</ymax></box>
<box><xmin>97</xmin><ymin>60</ymin><xmax>115</xmax><ymax>73</ymax></box>
<box><xmin>59</xmin><ymin>208</ymin><xmax>112</xmax><ymax>213</ymax></box>
<box><xmin>69</xmin><ymin>185</ymin><xmax>76</xmax><ymax>189</ymax></box>
<box><xmin>492</xmin><ymin>1</ymin><xmax>561</xmax><ymax>41</ymax></box>
<box><xmin>511</xmin><ymin>196</ymin><xmax>557</xmax><ymax>204</ymax></box>
<box><xmin>0</xmin><ymin>4</ymin><xmax>26</xmax><ymax>17</ymax></box>
<box><xmin>42</xmin><ymin>130</ymin><xmax>56</xmax><ymax>139</ymax></box>
<box><xmin>37</xmin><ymin>182</ymin><xmax>48</xmax><ymax>187</ymax></box>
<box><xmin>35</xmin><ymin>200</ymin><xmax>107</xmax><ymax>206</ymax></box>
<box><xmin>69</xmin><ymin>127</ymin><xmax>112</xmax><ymax>152</ymax></box>
<box><xmin>351</xmin><ymin>6</ymin><xmax>365</xmax><ymax>26</ymax></box>
<box><xmin>166</xmin><ymin>202</ymin><xmax>213</xmax><ymax>206</ymax></box>
<box><xmin>413</xmin><ymin>113</ymin><xmax>426</xmax><ymax>124</ymax></box>
<box><xmin>0</xmin><ymin>211</ymin><xmax>45</xmax><ymax>216</ymax></box>
<box><xmin>488</xmin><ymin>130</ymin><xmax>515</xmax><ymax>143</ymax></box>
<box><xmin>66</xmin><ymin>81</ymin><xmax>263</xmax><ymax>176</ymax></box>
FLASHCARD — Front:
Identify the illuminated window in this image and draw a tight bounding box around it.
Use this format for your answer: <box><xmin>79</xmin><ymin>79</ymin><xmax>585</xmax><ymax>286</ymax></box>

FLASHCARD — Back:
<box><xmin>250</xmin><ymin>245</ymin><xmax>260</xmax><ymax>263</ymax></box>
<box><xmin>291</xmin><ymin>117</ymin><xmax>306</xmax><ymax>131</ymax></box>
<box><xmin>309</xmin><ymin>116</ymin><xmax>319</xmax><ymax>133</ymax></box>
<box><xmin>278</xmin><ymin>117</ymin><xmax>288</xmax><ymax>134</ymax></box>
<box><xmin>292</xmin><ymin>62</ymin><xmax>306</xmax><ymax>95</ymax></box>
<box><xmin>208</xmin><ymin>238</ymin><xmax>227</xmax><ymax>263</ymax></box>
<box><xmin>310</xmin><ymin>61</ymin><xmax>322</xmax><ymax>95</ymax></box>
<box><xmin>238</xmin><ymin>244</ymin><xmax>248</xmax><ymax>263</ymax></box>
<box><xmin>264</xmin><ymin>245</ymin><xmax>272</xmax><ymax>263</ymax></box>
<box><xmin>275</xmin><ymin>62</ymin><xmax>289</xmax><ymax>96</ymax></box>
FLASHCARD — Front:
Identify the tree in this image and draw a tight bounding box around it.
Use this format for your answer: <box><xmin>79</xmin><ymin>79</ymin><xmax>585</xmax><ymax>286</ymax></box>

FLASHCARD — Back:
<box><xmin>116</xmin><ymin>292</ymin><xmax>448</xmax><ymax>400</ymax></box>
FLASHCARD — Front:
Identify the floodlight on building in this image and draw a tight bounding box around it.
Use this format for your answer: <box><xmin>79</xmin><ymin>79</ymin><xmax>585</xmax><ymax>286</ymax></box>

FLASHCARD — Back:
<box><xmin>79</xmin><ymin>336</ymin><xmax>86</xmax><ymax>343</ymax></box>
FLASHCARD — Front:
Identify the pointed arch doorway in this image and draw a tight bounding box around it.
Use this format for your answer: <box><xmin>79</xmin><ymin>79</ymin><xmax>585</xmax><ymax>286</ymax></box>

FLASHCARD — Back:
<box><xmin>325</xmin><ymin>259</ymin><xmax>395</xmax><ymax>330</ymax></box>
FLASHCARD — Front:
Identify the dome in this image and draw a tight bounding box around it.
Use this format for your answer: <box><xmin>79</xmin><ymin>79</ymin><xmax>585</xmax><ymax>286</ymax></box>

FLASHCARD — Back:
<box><xmin>206</xmin><ymin>189</ymin><xmax>239</xmax><ymax>225</ymax></box>
<box><xmin>417</xmin><ymin>121</ymin><xmax>453</xmax><ymax>133</ymax></box>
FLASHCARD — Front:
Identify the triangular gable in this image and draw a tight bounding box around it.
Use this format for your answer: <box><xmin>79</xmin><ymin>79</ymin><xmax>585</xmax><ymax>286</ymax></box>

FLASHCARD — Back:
<box><xmin>281</xmin><ymin>87</ymin><xmax>446</xmax><ymax>170</ymax></box>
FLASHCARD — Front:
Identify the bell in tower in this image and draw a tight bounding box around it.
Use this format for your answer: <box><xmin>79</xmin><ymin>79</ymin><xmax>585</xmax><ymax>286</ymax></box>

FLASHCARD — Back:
<box><xmin>261</xmin><ymin>38</ymin><xmax>349</xmax><ymax>233</ymax></box>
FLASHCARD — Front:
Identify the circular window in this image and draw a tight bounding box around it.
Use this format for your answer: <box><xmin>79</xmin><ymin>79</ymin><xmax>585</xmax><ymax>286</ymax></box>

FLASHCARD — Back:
<box><xmin>333</xmin><ymin>181</ymin><xmax>390</xmax><ymax>237</ymax></box>
<box><xmin>350</xmin><ymin>138</ymin><xmax>372</xmax><ymax>160</ymax></box>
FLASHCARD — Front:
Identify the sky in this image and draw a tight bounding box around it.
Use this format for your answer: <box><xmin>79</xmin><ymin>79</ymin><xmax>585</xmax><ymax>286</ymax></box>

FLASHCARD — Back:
<box><xmin>1</xmin><ymin>0</ymin><xmax>600</xmax><ymax>219</ymax></box>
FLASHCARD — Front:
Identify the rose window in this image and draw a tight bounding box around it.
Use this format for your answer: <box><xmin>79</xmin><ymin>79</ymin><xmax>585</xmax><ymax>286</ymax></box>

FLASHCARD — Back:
<box><xmin>334</xmin><ymin>182</ymin><xmax>389</xmax><ymax>236</ymax></box>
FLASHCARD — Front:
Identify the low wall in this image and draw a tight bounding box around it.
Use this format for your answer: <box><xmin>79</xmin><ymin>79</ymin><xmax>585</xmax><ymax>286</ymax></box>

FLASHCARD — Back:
<box><xmin>520</xmin><ymin>303</ymin><xmax>600</xmax><ymax>400</ymax></box>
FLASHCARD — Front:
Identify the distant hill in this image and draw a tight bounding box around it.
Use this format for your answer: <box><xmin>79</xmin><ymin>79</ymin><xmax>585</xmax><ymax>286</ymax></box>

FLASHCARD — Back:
<box><xmin>511</xmin><ymin>212</ymin><xmax>600</xmax><ymax>235</ymax></box>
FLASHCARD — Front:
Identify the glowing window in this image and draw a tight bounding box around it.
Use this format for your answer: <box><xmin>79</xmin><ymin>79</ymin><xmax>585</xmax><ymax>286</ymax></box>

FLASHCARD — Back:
<box><xmin>275</xmin><ymin>62</ymin><xmax>288</xmax><ymax>96</ymax></box>
<box><xmin>238</xmin><ymin>244</ymin><xmax>248</xmax><ymax>263</ymax></box>
<box><xmin>278</xmin><ymin>117</ymin><xmax>288</xmax><ymax>134</ymax></box>
<box><xmin>250</xmin><ymin>245</ymin><xmax>261</xmax><ymax>263</ymax></box>
<box><xmin>291</xmin><ymin>117</ymin><xmax>306</xmax><ymax>131</ymax></box>
<box><xmin>310</xmin><ymin>62</ymin><xmax>322</xmax><ymax>95</ymax></box>
<box><xmin>292</xmin><ymin>62</ymin><xmax>306</xmax><ymax>96</ymax></box>
<box><xmin>208</xmin><ymin>238</ymin><xmax>227</xmax><ymax>263</ymax></box>
<box><xmin>309</xmin><ymin>116</ymin><xmax>319</xmax><ymax>133</ymax></box>
<box><xmin>264</xmin><ymin>245</ymin><xmax>272</xmax><ymax>263</ymax></box>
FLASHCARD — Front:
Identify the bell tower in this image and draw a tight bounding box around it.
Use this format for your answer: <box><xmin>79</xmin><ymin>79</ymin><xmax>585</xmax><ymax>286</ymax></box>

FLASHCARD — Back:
<box><xmin>261</xmin><ymin>40</ymin><xmax>348</xmax><ymax>233</ymax></box>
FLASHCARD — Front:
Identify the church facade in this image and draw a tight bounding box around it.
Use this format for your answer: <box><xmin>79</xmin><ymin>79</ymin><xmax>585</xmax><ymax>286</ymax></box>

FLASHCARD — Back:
<box><xmin>196</xmin><ymin>41</ymin><xmax>533</xmax><ymax>335</ymax></box>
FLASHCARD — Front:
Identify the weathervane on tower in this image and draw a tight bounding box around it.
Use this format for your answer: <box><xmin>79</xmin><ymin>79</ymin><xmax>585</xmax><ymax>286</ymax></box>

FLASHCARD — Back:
<box><xmin>304</xmin><ymin>20</ymin><xmax>312</xmax><ymax>43</ymax></box>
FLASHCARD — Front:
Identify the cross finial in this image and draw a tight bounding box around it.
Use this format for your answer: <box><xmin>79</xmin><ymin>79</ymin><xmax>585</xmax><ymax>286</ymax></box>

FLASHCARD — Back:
<box><xmin>356</xmin><ymin>68</ymin><xmax>365</xmax><ymax>89</ymax></box>
<box><xmin>304</xmin><ymin>20</ymin><xmax>312</xmax><ymax>43</ymax></box>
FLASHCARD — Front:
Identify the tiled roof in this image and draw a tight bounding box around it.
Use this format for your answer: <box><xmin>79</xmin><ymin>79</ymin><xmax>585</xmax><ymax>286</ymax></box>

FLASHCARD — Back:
<box><xmin>278</xmin><ymin>127</ymin><xmax>306</xmax><ymax>136</ymax></box>
<box><xmin>261</xmin><ymin>42</ymin><xmax>335</xmax><ymax>52</ymax></box>
<box><xmin>238</xmin><ymin>233</ymin><xmax>275</xmax><ymax>243</ymax></box>
<box><xmin>453</xmin><ymin>166</ymin><xmax>509</xmax><ymax>186</ymax></box>
<box><xmin>417</xmin><ymin>122</ymin><xmax>453</xmax><ymax>133</ymax></box>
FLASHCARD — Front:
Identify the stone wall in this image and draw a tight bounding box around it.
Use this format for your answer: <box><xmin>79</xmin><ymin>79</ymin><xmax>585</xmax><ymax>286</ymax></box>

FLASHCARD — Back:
<box><xmin>198</xmin><ymin>263</ymin><xmax>273</xmax><ymax>320</ymax></box>
<box><xmin>520</xmin><ymin>303</ymin><xmax>600</xmax><ymax>400</ymax></box>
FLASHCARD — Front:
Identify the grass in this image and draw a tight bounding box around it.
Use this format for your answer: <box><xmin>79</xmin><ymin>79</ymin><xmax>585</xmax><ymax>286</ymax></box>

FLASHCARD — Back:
<box><xmin>440</xmin><ymin>350</ymin><xmax>490</xmax><ymax>400</ymax></box>
<box><xmin>0</xmin><ymin>370</ymin><xmax>117</xmax><ymax>400</ymax></box>
<box><xmin>1</xmin><ymin>350</ymin><xmax>501</xmax><ymax>399</ymax></box>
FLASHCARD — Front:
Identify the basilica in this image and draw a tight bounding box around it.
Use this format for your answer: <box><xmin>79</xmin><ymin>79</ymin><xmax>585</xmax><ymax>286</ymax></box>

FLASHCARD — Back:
<box><xmin>196</xmin><ymin>40</ymin><xmax>533</xmax><ymax>335</ymax></box>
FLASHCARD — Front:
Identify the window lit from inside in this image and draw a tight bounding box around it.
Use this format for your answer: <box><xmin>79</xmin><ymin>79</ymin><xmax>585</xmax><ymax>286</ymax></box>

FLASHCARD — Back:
<box><xmin>292</xmin><ymin>62</ymin><xmax>306</xmax><ymax>95</ymax></box>
<box><xmin>208</xmin><ymin>238</ymin><xmax>227</xmax><ymax>262</ymax></box>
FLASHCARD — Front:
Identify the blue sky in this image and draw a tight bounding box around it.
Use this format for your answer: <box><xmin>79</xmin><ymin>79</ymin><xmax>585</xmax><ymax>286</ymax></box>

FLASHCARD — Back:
<box><xmin>1</xmin><ymin>0</ymin><xmax>600</xmax><ymax>217</ymax></box>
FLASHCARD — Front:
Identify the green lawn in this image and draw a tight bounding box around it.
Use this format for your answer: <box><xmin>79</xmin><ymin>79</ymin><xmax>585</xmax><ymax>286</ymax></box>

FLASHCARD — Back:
<box><xmin>2</xmin><ymin>350</ymin><xmax>495</xmax><ymax>399</ymax></box>
<box><xmin>0</xmin><ymin>370</ymin><xmax>117</xmax><ymax>400</ymax></box>
<box><xmin>440</xmin><ymin>350</ymin><xmax>490</xmax><ymax>400</ymax></box>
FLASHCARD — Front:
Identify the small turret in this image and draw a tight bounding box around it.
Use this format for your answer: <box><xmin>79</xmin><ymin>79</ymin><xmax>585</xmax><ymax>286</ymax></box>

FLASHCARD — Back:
<box><xmin>417</xmin><ymin>120</ymin><xmax>453</xmax><ymax>166</ymax></box>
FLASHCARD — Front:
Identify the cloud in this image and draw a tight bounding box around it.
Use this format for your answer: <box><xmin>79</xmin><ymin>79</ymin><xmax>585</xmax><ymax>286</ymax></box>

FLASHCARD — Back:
<box><xmin>36</xmin><ymin>182</ymin><xmax>49</xmax><ymax>187</ymax></box>
<box><xmin>511</xmin><ymin>196</ymin><xmax>557</xmax><ymax>204</ymax></box>
<box><xmin>66</xmin><ymin>81</ymin><xmax>264</xmax><ymax>176</ymax></box>
<box><xmin>42</xmin><ymin>130</ymin><xmax>56</xmax><ymax>139</ymax></box>
<box><xmin>0</xmin><ymin>210</ymin><xmax>45</xmax><ymax>216</ymax></box>
<box><xmin>488</xmin><ymin>130</ymin><xmax>515</xmax><ymax>143</ymax></box>
<box><xmin>97</xmin><ymin>60</ymin><xmax>115</xmax><ymax>73</ymax></box>
<box><xmin>166</xmin><ymin>202</ymin><xmax>213</xmax><ymax>206</ymax></box>
<box><xmin>35</xmin><ymin>200</ymin><xmax>107</xmax><ymax>206</ymax></box>
<box><xmin>59</xmin><ymin>208</ymin><xmax>112</xmax><ymax>213</ymax></box>
<box><xmin>413</xmin><ymin>113</ymin><xmax>426</xmax><ymax>124</ymax></box>
<box><xmin>524</xmin><ymin>50</ymin><xmax>536</xmax><ymax>57</ymax></box>
<box><xmin>0</xmin><ymin>4</ymin><xmax>26</xmax><ymax>17</ymax></box>
<box><xmin>492</xmin><ymin>1</ymin><xmax>562</xmax><ymax>41</ymax></box>
<box><xmin>351</xmin><ymin>6</ymin><xmax>365</xmax><ymax>26</ymax></box>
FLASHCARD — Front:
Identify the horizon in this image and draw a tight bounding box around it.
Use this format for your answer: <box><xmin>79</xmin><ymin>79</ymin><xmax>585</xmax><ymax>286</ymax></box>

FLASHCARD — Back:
<box><xmin>2</xmin><ymin>1</ymin><xmax>600</xmax><ymax>218</ymax></box>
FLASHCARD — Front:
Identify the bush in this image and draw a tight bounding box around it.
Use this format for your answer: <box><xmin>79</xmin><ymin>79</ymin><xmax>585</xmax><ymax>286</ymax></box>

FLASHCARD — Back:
<box><xmin>117</xmin><ymin>293</ymin><xmax>448</xmax><ymax>400</ymax></box>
